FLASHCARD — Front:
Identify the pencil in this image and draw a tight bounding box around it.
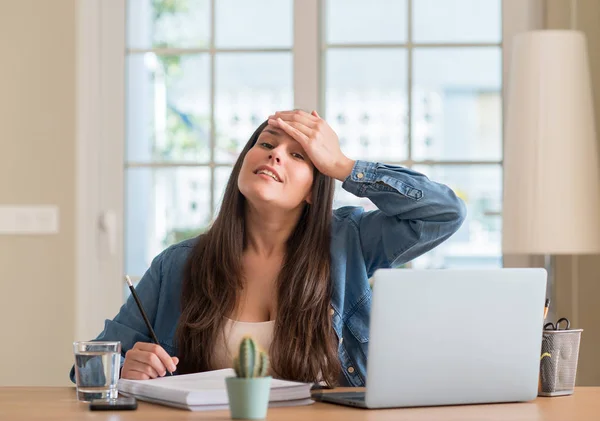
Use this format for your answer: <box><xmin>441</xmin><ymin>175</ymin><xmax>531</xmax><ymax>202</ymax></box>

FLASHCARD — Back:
<box><xmin>544</xmin><ymin>298</ymin><xmax>550</xmax><ymax>320</ymax></box>
<box><xmin>124</xmin><ymin>275</ymin><xmax>173</xmax><ymax>376</ymax></box>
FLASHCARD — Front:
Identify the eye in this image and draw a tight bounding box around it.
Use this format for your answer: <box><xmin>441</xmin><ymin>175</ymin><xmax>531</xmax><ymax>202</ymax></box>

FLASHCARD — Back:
<box><xmin>259</xmin><ymin>142</ymin><xmax>273</xmax><ymax>149</ymax></box>
<box><xmin>292</xmin><ymin>152</ymin><xmax>305</xmax><ymax>160</ymax></box>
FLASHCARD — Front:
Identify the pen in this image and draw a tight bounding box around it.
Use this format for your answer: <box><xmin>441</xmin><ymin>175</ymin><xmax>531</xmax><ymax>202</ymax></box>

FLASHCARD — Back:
<box><xmin>124</xmin><ymin>275</ymin><xmax>173</xmax><ymax>376</ymax></box>
<box><xmin>544</xmin><ymin>298</ymin><xmax>550</xmax><ymax>321</ymax></box>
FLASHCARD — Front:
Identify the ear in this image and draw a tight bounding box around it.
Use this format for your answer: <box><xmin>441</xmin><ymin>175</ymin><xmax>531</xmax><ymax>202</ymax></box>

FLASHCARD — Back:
<box><xmin>305</xmin><ymin>190</ymin><xmax>313</xmax><ymax>205</ymax></box>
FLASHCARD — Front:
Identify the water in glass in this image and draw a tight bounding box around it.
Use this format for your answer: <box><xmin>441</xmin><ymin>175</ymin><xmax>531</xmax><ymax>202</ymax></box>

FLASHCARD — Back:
<box><xmin>73</xmin><ymin>341</ymin><xmax>121</xmax><ymax>402</ymax></box>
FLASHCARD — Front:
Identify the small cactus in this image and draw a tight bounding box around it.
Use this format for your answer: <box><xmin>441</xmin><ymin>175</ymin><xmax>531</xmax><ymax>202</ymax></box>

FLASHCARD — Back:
<box><xmin>233</xmin><ymin>336</ymin><xmax>269</xmax><ymax>378</ymax></box>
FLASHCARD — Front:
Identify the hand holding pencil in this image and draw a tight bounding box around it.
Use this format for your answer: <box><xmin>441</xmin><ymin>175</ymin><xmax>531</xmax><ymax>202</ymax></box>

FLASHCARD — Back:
<box><xmin>121</xmin><ymin>342</ymin><xmax>179</xmax><ymax>380</ymax></box>
<box><xmin>121</xmin><ymin>275</ymin><xmax>179</xmax><ymax>380</ymax></box>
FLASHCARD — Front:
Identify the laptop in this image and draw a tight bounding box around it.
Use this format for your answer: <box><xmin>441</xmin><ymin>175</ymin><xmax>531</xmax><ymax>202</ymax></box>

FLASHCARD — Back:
<box><xmin>314</xmin><ymin>268</ymin><xmax>547</xmax><ymax>409</ymax></box>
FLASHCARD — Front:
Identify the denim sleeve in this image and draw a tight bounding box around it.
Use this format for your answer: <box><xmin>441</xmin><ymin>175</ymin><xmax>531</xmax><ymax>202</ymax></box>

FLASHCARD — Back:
<box><xmin>69</xmin><ymin>249</ymin><xmax>166</xmax><ymax>383</ymax></box>
<box><xmin>338</xmin><ymin>160</ymin><xmax>466</xmax><ymax>277</ymax></box>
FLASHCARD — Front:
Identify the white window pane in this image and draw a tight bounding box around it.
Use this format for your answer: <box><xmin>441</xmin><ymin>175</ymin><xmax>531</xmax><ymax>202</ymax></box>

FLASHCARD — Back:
<box><xmin>413</xmin><ymin>0</ymin><xmax>501</xmax><ymax>43</ymax></box>
<box><xmin>326</xmin><ymin>49</ymin><xmax>408</xmax><ymax>162</ymax></box>
<box><xmin>411</xmin><ymin>165</ymin><xmax>502</xmax><ymax>269</ymax></box>
<box><xmin>214</xmin><ymin>166</ymin><xmax>234</xmax><ymax>216</ymax></box>
<box><xmin>127</xmin><ymin>0</ymin><xmax>210</xmax><ymax>48</ymax></box>
<box><xmin>326</xmin><ymin>0</ymin><xmax>407</xmax><ymax>44</ymax></box>
<box><xmin>216</xmin><ymin>0</ymin><xmax>292</xmax><ymax>48</ymax></box>
<box><xmin>125</xmin><ymin>167</ymin><xmax>210</xmax><ymax>276</ymax></box>
<box><xmin>126</xmin><ymin>54</ymin><xmax>211</xmax><ymax>163</ymax></box>
<box><xmin>412</xmin><ymin>47</ymin><xmax>501</xmax><ymax>161</ymax></box>
<box><xmin>215</xmin><ymin>53</ymin><xmax>293</xmax><ymax>163</ymax></box>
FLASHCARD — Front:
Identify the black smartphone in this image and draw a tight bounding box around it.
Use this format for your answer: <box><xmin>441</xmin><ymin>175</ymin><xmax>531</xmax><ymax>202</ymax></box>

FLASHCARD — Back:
<box><xmin>89</xmin><ymin>396</ymin><xmax>138</xmax><ymax>411</ymax></box>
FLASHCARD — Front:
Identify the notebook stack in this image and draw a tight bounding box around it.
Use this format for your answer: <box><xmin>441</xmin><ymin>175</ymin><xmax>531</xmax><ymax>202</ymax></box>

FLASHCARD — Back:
<box><xmin>117</xmin><ymin>368</ymin><xmax>314</xmax><ymax>411</ymax></box>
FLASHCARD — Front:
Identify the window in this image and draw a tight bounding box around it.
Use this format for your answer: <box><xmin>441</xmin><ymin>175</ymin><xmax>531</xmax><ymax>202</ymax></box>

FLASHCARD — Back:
<box><xmin>324</xmin><ymin>0</ymin><xmax>503</xmax><ymax>269</ymax></box>
<box><xmin>125</xmin><ymin>0</ymin><xmax>294</xmax><ymax>278</ymax></box>
<box><xmin>123</xmin><ymin>0</ymin><xmax>503</xmax><ymax>285</ymax></box>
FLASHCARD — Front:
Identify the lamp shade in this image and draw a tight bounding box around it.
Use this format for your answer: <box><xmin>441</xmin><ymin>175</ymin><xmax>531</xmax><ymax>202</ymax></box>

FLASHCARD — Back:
<box><xmin>503</xmin><ymin>30</ymin><xmax>600</xmax><ymax>254</ymax></box>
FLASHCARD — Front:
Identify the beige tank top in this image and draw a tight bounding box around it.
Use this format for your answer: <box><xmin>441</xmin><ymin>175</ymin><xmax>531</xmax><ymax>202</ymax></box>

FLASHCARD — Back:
<box><xmin>212</xmin><ymin>318</ymin><xmax>276</xmax><ymax>370</ymax></box>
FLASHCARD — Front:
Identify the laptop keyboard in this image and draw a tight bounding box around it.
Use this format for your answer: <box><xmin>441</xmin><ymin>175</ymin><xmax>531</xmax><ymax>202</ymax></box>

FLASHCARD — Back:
<box><xmin>339</xmin><ymin>392</ymin><xmax>366</xmax><ymax>401</ymax></box>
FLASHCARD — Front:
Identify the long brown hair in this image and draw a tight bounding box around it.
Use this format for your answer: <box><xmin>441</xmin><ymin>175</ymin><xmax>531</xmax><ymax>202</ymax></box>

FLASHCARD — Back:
<box><xmin>175</xmin><ymin>121</ymin><xmax>341</xmax><ymax>386</ymax></box>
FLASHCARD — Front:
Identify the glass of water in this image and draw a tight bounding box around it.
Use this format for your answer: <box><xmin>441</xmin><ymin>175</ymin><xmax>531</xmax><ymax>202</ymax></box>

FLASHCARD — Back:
<box><xmin>73</xmin><ymin>341</ymin><xmax>121</xmax><ymax>402</ymax></box>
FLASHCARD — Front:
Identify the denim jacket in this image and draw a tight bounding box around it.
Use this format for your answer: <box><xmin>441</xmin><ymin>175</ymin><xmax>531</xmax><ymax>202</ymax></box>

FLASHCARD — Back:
<box><xmin>70</xmin><ymin>160</ymin><xmax>466</xmax><ymax>386</ymax></box>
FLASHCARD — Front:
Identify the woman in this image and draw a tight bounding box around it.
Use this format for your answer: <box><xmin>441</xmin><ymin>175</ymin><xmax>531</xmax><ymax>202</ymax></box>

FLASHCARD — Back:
<box><xmin>70</xmin><ymin>110</ymin><xmax>466</xmax><ymax>387</ymax></box>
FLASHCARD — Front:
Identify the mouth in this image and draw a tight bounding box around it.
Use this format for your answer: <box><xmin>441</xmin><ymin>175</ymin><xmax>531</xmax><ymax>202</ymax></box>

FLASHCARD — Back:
<box><xmin>254</xmin><ymin>165</ymin><xmax>282</xmax><ymax>183</ymax></box>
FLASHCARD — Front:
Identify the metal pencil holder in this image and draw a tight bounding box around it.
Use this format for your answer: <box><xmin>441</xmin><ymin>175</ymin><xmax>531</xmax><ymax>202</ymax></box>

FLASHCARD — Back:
<box><xmin>539</xmin><ymin>317</ymin><xmax>583</xmax><ymax>397</ymax></box>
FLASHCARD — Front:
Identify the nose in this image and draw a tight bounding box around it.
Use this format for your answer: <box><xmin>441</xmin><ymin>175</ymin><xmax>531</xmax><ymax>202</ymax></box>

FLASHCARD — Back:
<box><xmin>268</xmin><ymin>152</ymin><xmax>281</xmax><ymax>164</ymax></box>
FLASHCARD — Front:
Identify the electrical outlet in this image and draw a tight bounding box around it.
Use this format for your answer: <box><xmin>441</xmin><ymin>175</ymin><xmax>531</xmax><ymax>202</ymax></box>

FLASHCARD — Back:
<box><xmin>0</xmin><ymin>205</ymin><xmax>59</xmax><ymax>234</ymax></box>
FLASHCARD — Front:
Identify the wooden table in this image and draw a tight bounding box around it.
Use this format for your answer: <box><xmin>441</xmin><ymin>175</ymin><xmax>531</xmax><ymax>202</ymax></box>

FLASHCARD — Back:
<box><xmin>1</xmin><ymin>387</ymin><xmax>599</xmax><ymax>420</ymax></box>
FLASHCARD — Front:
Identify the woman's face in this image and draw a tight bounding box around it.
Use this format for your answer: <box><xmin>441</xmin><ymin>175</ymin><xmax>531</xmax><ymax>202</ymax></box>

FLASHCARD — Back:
<box><xmin>238</xmin><ymin>126</ymin><xmax>315</xmax><ymax>211</ymax></box>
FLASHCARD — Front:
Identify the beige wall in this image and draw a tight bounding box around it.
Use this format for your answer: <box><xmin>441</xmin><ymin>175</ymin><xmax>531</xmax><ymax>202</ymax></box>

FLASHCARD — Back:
<box><xmin>546</xmin><ymin>0</ymin><xmax>600</xmax><ymax>386</ymax></box>
<box><xmin>0</xmin><ymin>0</ymin><xmax>75</xmax><ymax>386</ymax></box>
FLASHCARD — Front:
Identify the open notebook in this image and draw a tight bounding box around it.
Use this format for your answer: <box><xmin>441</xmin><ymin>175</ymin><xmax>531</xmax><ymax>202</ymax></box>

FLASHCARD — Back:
<box><xmin>117</xmin><ymin>368</ymin><xmax>314</xmax><ymax>411</ymax></box>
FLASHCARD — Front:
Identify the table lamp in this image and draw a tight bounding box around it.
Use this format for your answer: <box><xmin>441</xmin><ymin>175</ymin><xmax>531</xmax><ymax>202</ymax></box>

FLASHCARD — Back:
<box><xmin>503</xmin><ymin>29</ymin><xmax>600</xmax><ymax>323</ymax></box>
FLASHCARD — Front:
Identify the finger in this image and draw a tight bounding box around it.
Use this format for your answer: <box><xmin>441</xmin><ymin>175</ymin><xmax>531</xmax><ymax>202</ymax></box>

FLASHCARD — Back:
<box><xmin>126</xmin><ymin>349</ymin><xmax>164</xmax><ymax>377</ymax></box>
<box><xmin>269</xmin><ymin>118</ymin><xmax>314</xmax><ymax>139</ymax></box>
<box><xmin>273</xmin><ymin>118</ymin><xmax>310</xmax><ymax>147</ymax></box>
<box><xmin>269</xmin><ymin>113</ymin><xmax>316</xmax><ymax>131</ymax></box>
<box><xmin>172</xmin><ymin>356</ymin><xmax>179</xmax><ymax>366</ymax></box>
<box><xmin>269</xmin><ymin>110</ymin><xmax>318</xmax><ymax>126</ymax></box>
<box><xmin>122</xmin><ymin>370</ymin><xmax>150</xmax><ymax>381</ymax></box>
<box><xmin>311</xmin><ymin>110</ymin><xmax>321</xmax><ymax>119</ymax></box>
<box><xmin>133</xmin><ymin>342</ymin><xmax>177</xmax><ymax>373</ymax></box>
<box><xmin>130</xmin><ymin>349</ymin><xmax>168</xmax><ymax>376</ymax></box>
<box><xmin>126</xmin><ymin>359</ymin><xmax>160</xmax><ymax>378</ymax></box>
<box><xmin>122</xmin><ymin>355</ymin><xmax>158</xmax><ymax>379</ymax></box>
<box><xmin>271</xmin><ymin>109</ymin><xmax>317</xmax><ymax>119</ymax></box>
<box><xmin>146</xmin><ymin>352</ymin><xmax>170</xmax><ymax>376</ymax></box>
